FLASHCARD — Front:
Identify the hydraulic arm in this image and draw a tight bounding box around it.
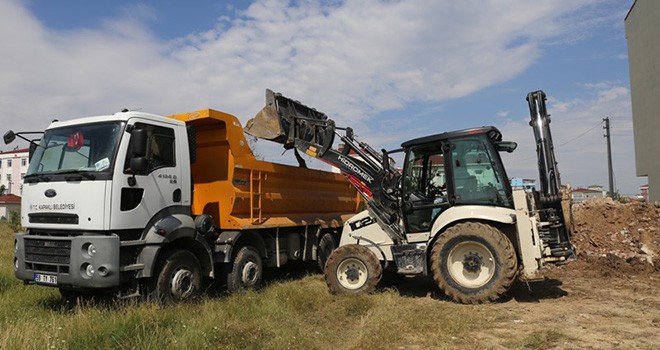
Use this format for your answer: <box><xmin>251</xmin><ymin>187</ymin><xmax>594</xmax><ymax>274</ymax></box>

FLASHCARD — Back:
<box><xmin>245</xmin><ymin>89</ymin><xmax>402</xmax><ymax>237</ymax></box>
<box><xmin>527</xmin><ymin>90</ymin><xmax>574</xmax><ymax>258</ymax></box>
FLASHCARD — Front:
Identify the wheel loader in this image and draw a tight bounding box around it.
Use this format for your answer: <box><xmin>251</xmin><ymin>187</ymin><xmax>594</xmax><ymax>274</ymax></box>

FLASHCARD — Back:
<box><xmin>245</xmin><ymin>89</ymin><xmax>574</xmax><ymax>304</ymax></box>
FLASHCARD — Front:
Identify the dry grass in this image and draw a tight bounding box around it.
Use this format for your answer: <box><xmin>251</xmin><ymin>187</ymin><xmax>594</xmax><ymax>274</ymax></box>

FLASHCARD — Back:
<box><xmin>0</xmin><ymin>224</ymin><xmax>505</xmax><ymax>349</ymax></box>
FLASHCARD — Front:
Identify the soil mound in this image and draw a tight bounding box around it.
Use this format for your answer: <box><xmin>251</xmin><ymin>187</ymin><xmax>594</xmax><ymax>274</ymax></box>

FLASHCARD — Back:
<box><xmin>568</xmin><ymin>197</ymin><xmax>660</xmax><ymax>277</ymax></box>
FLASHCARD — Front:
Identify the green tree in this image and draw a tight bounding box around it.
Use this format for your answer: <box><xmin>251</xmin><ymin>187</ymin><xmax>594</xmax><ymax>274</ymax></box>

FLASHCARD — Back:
<box><xmin>0</xmin><ymin>184</ymin><xmax>6</xmax><ymax>196</ymax></box>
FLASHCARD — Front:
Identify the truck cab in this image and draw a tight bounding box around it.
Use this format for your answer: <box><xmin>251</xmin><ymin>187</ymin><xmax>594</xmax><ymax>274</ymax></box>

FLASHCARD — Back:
<box><xmin>14</xmin><ymin>112</ymin><xmax>198</xmax><ymax>296</ymax></box>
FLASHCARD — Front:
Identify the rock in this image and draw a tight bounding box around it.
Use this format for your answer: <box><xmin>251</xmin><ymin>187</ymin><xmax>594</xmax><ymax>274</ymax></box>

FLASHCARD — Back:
<box><xmin>640</xmin><ymin>244</ymin><xmax>655</xmax><ymax>257</ymax></box>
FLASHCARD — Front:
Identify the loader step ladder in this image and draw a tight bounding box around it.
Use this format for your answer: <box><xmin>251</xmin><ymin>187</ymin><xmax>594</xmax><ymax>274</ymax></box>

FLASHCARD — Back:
<box><xmin>250</xmin><ymin>169</ymin><xmax>263</xmax><ymax>224</ymax></box>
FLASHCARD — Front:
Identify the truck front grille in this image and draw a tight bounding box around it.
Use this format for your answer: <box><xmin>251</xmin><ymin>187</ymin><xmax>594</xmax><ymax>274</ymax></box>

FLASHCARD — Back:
<box><xmin>24</xmin><ymin>238</ymin><xmax>71</xmax><ymax>266</ymax></box>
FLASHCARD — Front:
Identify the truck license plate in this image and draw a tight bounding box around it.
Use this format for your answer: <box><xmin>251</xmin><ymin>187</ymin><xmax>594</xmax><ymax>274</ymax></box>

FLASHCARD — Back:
<box><xmin>34</xmin><ymin>273</ymin><xmax>57</xmax><ymax>285</ymax></box>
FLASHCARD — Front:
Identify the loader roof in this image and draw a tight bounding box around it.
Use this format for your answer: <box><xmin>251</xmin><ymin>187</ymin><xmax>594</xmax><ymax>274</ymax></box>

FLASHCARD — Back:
<box><xmin>400</xmin><ymin>126</ymin><xmax>502</xmax><ymax>148</ymax></box>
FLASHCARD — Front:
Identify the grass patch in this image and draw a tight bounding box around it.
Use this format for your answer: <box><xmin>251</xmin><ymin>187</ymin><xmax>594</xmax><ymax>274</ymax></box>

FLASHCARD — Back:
<box><xmin>0</xmin><ymin>224</ymin><xmax>505</xmax><ymax>349</ymax></box>
<box><xmin>511</xmin><ymin>329</ymin><xmax>572</xmax><ymax>349</ymax></box>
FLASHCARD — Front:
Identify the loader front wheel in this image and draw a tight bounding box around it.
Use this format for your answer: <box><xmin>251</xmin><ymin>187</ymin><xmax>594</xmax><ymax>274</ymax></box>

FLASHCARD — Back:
<box><xmin>324</xmin><ymin>244</ymin><xmax>382</xmax><ymax>294</ymax></box>
<box><xmin>430</xmin><ymin>222</ymin><xmax>517</xmax><ymax>304</ymax></box>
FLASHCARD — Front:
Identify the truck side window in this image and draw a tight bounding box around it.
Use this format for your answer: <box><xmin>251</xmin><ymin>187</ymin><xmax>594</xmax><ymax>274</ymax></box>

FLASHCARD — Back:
<box><xmin>124</xmin><ymin>123</ymin><xmax>175</xmax><ymax>174</ymax></box>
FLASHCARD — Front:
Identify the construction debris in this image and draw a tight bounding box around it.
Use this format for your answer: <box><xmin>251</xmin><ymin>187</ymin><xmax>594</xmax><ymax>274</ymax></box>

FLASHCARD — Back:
<box><xmin>565</xmin><ymin>197</ymin><xmax>660</xmax><ymax>278</ymax></box>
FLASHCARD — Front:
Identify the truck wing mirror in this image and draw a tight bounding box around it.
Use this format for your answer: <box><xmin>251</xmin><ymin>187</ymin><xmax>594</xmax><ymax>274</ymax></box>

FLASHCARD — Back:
<box><xmin>3</xmin><ymin>130</ymin><xmax>15</xmax><ymax>145</ymax></box>
<box><xmin>131</xmin><ymin>128</ymin><xmax>148</xmax><ymax>157</ymax></box>
<box><xmin>130</xmin><ymin>157</ymin><xmax>148</xmax><ymax>175</ymax></box>
<box><xmin>29</xmin><ymin>142</ymin><xmax>38</xmax><ymax>161</ymax></box>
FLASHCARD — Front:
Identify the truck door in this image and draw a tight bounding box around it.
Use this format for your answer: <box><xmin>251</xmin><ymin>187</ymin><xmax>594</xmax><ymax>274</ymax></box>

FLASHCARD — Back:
<box><xmin>109</xmin><ymin>121</ymin><xmax>184</xmax><ymax>230</ymax></box>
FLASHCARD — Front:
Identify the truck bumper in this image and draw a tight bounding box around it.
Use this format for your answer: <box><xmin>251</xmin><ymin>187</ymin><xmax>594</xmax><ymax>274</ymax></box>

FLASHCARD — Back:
<box><xmin>14</xmin><ymin>233</ymin><xmax>121</xmax><ymax>289</ymax></box>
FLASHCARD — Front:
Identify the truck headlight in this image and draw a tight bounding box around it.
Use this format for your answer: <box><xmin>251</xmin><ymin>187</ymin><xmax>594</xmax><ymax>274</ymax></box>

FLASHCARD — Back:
<box><xmin>13</xmin><ymin>258</ymin><xmax>18</xmax><ymax>272</ymax></box>
<box><xmin>14</xmin><ymin>239</ymin><xmax>18</xmax><ymax>253</ymax></box>
<box><xmin>82</xmin><ymin>263</ymin><xmax>95</xmax><ymax>278</ymax></box>
<box><xmin>82</xmin><ymin>243</ymin><xmax>96</xmax><ymax>258</ymax></box>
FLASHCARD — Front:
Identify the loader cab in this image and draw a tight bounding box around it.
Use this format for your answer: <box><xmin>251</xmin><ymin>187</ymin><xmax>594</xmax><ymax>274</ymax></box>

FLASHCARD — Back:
<box><xmin>400</xmin><ymin>127</ymin><xmax>514</xmax><ymax>233</ymax></box>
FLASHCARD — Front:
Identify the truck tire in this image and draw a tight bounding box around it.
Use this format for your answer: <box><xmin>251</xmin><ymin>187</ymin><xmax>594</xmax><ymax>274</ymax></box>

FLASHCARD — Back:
<box><xmin>226</xmin><ymin>246</ymin><xmax>263</xmax><ymax>292</ymax></box>
<box><xmin>317</xmin><ymin>233</ymin><xmax>336</xmax><ymax>271</ymax></box>
<box><xmin>324</xmin><ymin>244</ymin><xmax>382</xmax><ymax>294</ymax></box>
<box><xmin>430</xmin><ymin>222</ymin><xmax>517</xmax><ymax>304</ymax></box>
<box><xmin>151</xmin><ymin>249</ymin><xmax>202</xmax><ymax>303</ymax></box>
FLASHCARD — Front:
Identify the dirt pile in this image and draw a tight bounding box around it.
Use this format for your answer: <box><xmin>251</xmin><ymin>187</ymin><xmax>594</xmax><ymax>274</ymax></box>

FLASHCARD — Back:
<box><xmin>568</xmin><ymin>197</ymin><xmax>660</xmax><ymax>277</ymax></box>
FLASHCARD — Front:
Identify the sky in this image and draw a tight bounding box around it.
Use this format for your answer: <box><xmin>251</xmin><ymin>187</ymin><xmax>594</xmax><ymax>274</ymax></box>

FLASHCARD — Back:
<box><xmin>0</xmin><ymin>0</ymin><xmax>644</xmax><ymax>195</ymax></box>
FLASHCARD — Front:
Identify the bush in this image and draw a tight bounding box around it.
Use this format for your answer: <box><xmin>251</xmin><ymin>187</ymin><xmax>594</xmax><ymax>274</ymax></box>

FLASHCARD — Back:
<box><xmin>8</xmin><ymin>211</ymin><xmax>21</xmax><ymax>233</ymax></box>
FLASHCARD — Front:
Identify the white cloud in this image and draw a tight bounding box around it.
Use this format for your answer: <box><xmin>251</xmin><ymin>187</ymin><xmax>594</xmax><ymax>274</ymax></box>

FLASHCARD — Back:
<box><xmin>0</xmin><ymin>0</ymin><xmax>605</xmax><ymax>129</ymax></box>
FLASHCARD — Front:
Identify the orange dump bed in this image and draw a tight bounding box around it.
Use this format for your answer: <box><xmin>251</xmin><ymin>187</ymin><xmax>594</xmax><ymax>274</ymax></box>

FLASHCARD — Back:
<box><xmin>168</xmin><ymin>109</ymin><xmax>362</xmax><ymax>230</ymax></box>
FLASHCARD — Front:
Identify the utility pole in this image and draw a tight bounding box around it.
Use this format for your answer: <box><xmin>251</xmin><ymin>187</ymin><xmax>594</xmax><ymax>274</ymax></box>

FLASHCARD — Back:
<box><xmin>603</xmin><ymin>117</ymin><xmax>614</xmax><ymax>197</ymax></box>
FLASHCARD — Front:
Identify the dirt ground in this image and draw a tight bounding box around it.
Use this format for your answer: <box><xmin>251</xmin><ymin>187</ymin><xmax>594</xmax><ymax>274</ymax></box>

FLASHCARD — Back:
<box><xmin>474</xmin><ymin>198</ymin><xmax>660</xmax><ymax>349</ymax></box>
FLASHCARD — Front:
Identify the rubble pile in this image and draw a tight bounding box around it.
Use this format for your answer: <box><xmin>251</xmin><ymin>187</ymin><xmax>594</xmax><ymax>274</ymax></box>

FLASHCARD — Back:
<box><xmin>571</xmin><ymin>197</ymin><xmax>660</xmax><ymax>274</ymax></box>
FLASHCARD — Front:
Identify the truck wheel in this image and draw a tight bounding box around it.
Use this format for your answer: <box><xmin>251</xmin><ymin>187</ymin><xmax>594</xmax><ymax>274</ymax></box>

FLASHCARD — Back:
<box><xmin>317</xmin><ymin>233</ymin><xmax>336</xmax><ymax>271</ymax></box>
<box><xmin>226</xmin><ymin>246</ymin><xmax>263</xmax><ymax>292</ymax></box>
<box><xmin>152</xmin><ymin>249</ymin><xmax>202</xmax><ymax>303</ymax></box>
<box><xmin>324</xmin><ymin>244</ymin><xmax>382</xmax><ymax>294</ymax></box>
<box><xmin>430</xmin><ymin>222</ymin><xmax>517</xmax><ymax>304</ymax></box>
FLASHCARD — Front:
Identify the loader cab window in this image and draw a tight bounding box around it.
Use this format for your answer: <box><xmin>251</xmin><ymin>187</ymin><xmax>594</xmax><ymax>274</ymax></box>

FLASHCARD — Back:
<box><xmin>448</xmin><ymin>136</ymin><xmax>511</xmax><ymax>207</ymax></box>
<box><xmin>402</xmin><ymin>144</ymin><xmax>448</xmax><ymax>233</ymax></box>
<box><xmin>124</xmin><ymin>123</ymin><xmax>175</xmax><ymax>174</ymax></box>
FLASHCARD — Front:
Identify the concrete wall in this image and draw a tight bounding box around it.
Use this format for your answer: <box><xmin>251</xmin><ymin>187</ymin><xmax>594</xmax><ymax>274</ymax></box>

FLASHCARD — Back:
<box><xmin>626</xmin><ymin>0</ymin><xmax>660</xmax><ymax>202</ymax></box>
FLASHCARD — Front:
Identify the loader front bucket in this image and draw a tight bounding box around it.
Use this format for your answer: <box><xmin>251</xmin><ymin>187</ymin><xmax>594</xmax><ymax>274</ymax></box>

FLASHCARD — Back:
<box><xmin>245</xmin><ymin>89</ymin><xmax>336</xmax><ymax>155</ymax></box>
<box><xmin>244</xmin><ymin>104</ymin><xmax>287</xmax><ymax>143</ymax></box>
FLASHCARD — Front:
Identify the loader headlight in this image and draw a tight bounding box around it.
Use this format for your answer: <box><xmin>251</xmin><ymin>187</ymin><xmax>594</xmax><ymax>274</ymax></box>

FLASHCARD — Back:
<box><xmin>14</xmin><ymin>239</ymin><xmax>18</xmax><ymax>253</ymax></box>
<box><xmin>13</xmin><ymin>258</ymin><xmax>18</xmax><ymax>272</ymax></box>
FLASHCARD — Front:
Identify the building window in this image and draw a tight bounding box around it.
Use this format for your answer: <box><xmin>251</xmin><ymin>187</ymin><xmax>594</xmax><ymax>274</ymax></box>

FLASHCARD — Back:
<box><xmin>0</xmin><ymin>160</ymin><xmax>2</xmax><ymax>168</ymax></box>
<box><xmin>6</xmin><ymin>174</ymin><xmax>11</xmax><ymax>181</ymax></box>
<box><xmin>21</xmin><ymin>173</ymin><xmax>25</xmax><ymax>179</ymax></box>
<box><xmin>21</xmin><ymin>158</ymin><xmax>26</xmax><ymax>166</ymax></box>
<box><xmin>7</xmin><ymin>159</ymin><xmax>11</xmax><ymax>167</ymax></box>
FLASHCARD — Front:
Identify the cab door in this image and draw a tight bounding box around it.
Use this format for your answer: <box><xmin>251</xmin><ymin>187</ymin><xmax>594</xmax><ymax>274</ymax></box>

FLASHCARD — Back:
<box><xmin>109</xmin><ymin>119</ymin><xmax>184</xmax><ymax>230</ymax></box>
<box><xmin>402</xmin><ymin>143</ymin><xmax>449</xmax><ymax>233</ymax></box>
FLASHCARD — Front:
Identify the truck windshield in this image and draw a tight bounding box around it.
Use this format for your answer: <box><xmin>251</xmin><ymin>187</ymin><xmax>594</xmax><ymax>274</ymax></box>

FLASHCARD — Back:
<box><xmin>26</xmin><ymin>122</ymin><xmax>125</xmax><ymax>178</ymax></box>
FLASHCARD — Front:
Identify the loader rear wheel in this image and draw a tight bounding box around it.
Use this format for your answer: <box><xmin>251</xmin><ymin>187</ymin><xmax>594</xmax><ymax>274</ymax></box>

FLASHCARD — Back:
<box><xmin>151</xmin><ymin>249</ymin><xmax>202</xmax><ymax>304</ymax></box>
<box><xmin>226</xmin><ymin>246</ymin><xmax>263</xmax><ymax>292</ymax></box>
<box><xmin>430</xmin><ymin>222</ymin><xmax>517</xmax><ymax>304</ymax></box>
<box><xmin>324</xmin><ymin>244</ymin><xmax>382</xmax><ymax>294</ymax></box>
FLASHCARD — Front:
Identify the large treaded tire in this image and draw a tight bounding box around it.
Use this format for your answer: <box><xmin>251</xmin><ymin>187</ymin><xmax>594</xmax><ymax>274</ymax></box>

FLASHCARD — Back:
<box><xmin>324</xmin><ymin>244</ymin><xmax>382</xmax><ymax>295</ymax></box>
<box><xmin>151</xmin><ymin>249</ymin><xmax>202</xmax><ymax>304</ymax></box>
<box><xmin>317</xmin><ymin>233</ymin><xmax>336</xmax><ymax>272</ymax></box>
<box><xmin>430</xmin><ymin>222</ymin><xmax>517</xmax><ymax>304</ymax></box>
<box><xmin>226</xmin><ymin>246</ymin><xmax>263</xmax><ymax>293</ymax></box>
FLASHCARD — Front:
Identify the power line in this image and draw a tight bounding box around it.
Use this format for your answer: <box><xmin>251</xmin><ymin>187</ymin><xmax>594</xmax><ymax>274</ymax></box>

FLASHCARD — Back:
<box><xmin>555</xmin><ymin>121</ymin><xmax>603</xmax><ymax>148</ymax></box>
<box><xmin>518</xmin><ymin>120</ymin><xmax>603</xmax><ymax>161</ymax></box>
